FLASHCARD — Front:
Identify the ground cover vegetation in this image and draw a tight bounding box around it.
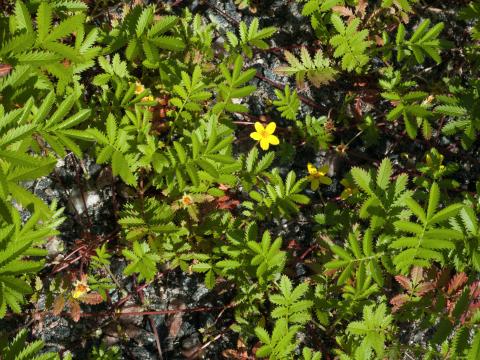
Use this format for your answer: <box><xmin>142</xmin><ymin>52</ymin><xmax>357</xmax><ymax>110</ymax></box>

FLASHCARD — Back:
<box><xmin>0</xmin><ymin>0</ymin><xmax>479</xmax><ymax>358</ymax></box>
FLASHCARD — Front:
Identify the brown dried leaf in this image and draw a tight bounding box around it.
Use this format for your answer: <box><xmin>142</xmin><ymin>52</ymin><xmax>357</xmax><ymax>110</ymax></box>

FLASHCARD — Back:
<box><xmin>332</xmin><ymin>6</ymin><xmax>354</xmax><ymax>19</ymax></box>
<box><xmin>168</xmin><ymin>299</ymin><xmax>186</xmax><ymax>338</ymax></box>
<box><xmin>222</xmin><ymin>338</ymin><xmax>249</xmax><ymax>359</ymax></box>
<box><xmin>354</xmin><ymin>97</ymin><xmax>363</xmax><ymax>120</ymax></box>
<box><xmin>168</xmin><ymin>312</ymin><xmax>183</xmax><ymax>339</ymax></box>
<box><xmin>52</xmin><ymin>295</ymin><xmax>65</xmax><ymax>315</ymax></box>
<box><xmin>78</xmin><ymin>292</ymin><xmax>104</xmax><ymax>305</ymax></box>
<box><xmin>374</xmin><ymin>35</ymin><xmax>384</xmax><ymax>46</ymax></box>
<box><xmin>356</xmin><ymin>0</ymin><xmax>367</xmax><ymax>18</ymax></box>
<box><xmin>70</xmin><ymin>300</ymin><xmax>81</xmax><ymax>322</ymax></box>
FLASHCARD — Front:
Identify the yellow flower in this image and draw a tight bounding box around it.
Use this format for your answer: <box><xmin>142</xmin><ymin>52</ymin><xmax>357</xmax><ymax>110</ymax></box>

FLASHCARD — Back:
<box><xmin>181</xmin><ymin>194</ymin><xmax>193</xmax><ymax>207</ymax></box>
<box><xmin>134</xmin><ymin>81</ymin><xmax>145</xmax><ymax>95</ymax></box>
<box><xmin>307</xmin><ymin>163</ymin><xmax>331</xmax><ymax>190</ymax></box>
<box><xmin>71</xmin><ymin>277</ymin><xmax>90</xmax><ymax>299</ymax></box>
<box><xmin>142</xmin><ymin>95</ymin><xmax>154</xmax><ymax>102</ymax></box>
<box><xmin>340</xmin><ymin>178</ymin><xmax>358</xmax><ymax>200</ymax></box>
<box><xmin>250</xmin><ymin>122</ymin><xmax>279</xmax><ymax>150</ymax></box>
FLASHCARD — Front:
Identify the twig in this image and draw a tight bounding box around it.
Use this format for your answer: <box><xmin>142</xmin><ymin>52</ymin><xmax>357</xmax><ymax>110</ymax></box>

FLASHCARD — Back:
<box><xmin>5</xmin><ymin>303</ymin><xmax>236</xmax><ymax>320</ymax></box>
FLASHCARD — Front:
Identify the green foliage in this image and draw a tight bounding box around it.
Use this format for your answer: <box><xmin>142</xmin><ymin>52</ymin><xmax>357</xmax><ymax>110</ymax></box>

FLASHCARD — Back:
<box><xmin>330</xmin><ymin>14</ymin><xmax>371</xmax><ymax>73</ymax></box>
<box><xmin>450</xmin><ymin>206</ymin><xmax>480</xmax><ymax>271</ymax></box>
<box><xmin>92</xmin><ymin>54</ymin><xmax>149</xmax><ymax>110</ymax></box>
<box><xmin>0</xmin><ymin>1</ymin><xmax>479</xmax><ymax>358</ymax></box>
<box><xmin>350</xmin><ymin>158</ymin><xmax>412</xmax><ymax>230</ymax></box>
<box><xmin>297</xmin><ymin>0</ymin><xmax>343</xmax><ymax>37</ymax></box>
<box><xmin>382</xmin><ymin>0</ymin><xmax>418</xmax><ymax>13</ymax></box>
<box><xmin>89</xmin><ymin>344</ymin><xmax>121</xmax><ymax>360</ymax></box>
<box><xmin>395</xmin><ymin>19</ymin><xmax>444</xmax><ymax>64</ymax></box>
<box><xmin>0</xmin><ymin>328</ymin><xmax>60</xmax><ymax>360</ymax></box>
<box><xmin>122</xmin><ymin>241</ymin><xmax>161</xmax><ymax>282</ymax></box>
<box><xmin>169</xmin><ymin>65</ymin><xmax>212</xmax><ymax>123</ymax></box>
<box><xmin>217</xmin><ymin>223</ymin><xmax>286</xmax><ymax>286</ymax></box>
<box><xmin>108</xmin><ymin>6</ymin><xmax>184</xmax><ymax>68</ymax></box>
<box><xmin>241</xmin><ymin>147</ymin><xmax>276</xmax><ymax>191</ymax></box>
<box><xmin>247</xmin><ymin>228</ymin><xmax>286</xmax><ymax>284</ymax></box>
<box><xmin>87</xmin><ymin>113</ymin><xmax>137</xmax><ymax>186</ymax></box>
<box><xmin>273</xmin><ymin>84</ymin><xmax>300</xmax><ymax>120</ymax></box>
<box><xmin>380</xmin><ymin>67</ymin><xmax>433</xmax><ymax>139</ymax></box>
<box><xmin>226</xmin><ymin>18</ymin><xmax>277</xmax><ymax>58</ymax></box>
<box><xmin>346</xmin><ymin>303</ymin><xmax>393</xmax><ymax>359</ymax></box>
<box><xmin>153</xmin><ymin>117</ymin><xmax>238</xmax><ymax>194</ymax></box>
<box><xmin>325</xmin><ymin>226</ymin><xmax>384</xmax><ymax>286</ymax></box>
<box><xmin>435</xmin><ymin>80</ymin><xmax>480</xmax><ymax>149</ymax></box>
<box><xmin>302</xmin><ymin>347</ymin><xmax>322</xmax><ymax>360</ymax></box>
<box><xmin>391</xmin><ymin>182</ymin><xmax>463</xmax><ymax>272</ymax></box>
<box><xmin>30</xmin><ymin>89</ymin><xmax>92</xmax><ymax>158</ymax></box>
<box><xmin>0</xmin><ymin>202</ymin><xmax>63</xmax><ymax>318</ymax></box>
<box><xmin>294</xmin><ymin>115</ymin><xmax>334</xmax><ymax>150</ymax></box>
<box><xmin>246</xmin><ymin>168</ymin><xmax>310</xmax><ymax>219</ymax></box>
<box><xmin>274</xmin><ymin>47</ymin><xmax>337</xmax><ymax>88</ymax></box>
<box><xmin>213</xmin><ymin>55</ymin><xmax>256</xmax><ymax>114</ymax></box>
<box><xmin>0</xmin><ymin>1</ymin><xmax>99</xmax><ymax>96</ymax></box>
<box><xmin>270</xmin><ymin>275</ymin><xmax>313</xmax><ymax>324</ymax></box>
<box><xmin>255</xmin><ymin>318</ymin><xmax>301</xmax><ymax>359</ymax></box>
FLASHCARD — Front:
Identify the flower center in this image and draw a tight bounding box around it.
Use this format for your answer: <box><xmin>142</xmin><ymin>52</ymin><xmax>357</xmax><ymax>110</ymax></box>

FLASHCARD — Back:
<box><xmin>260</xmin><ymin>130</ymin><xmax>269</xmax><ymax>138</ymax></box>
<box><xmin>182</xmin><ymin>195</ymin><xmax>193</xmax><ymax>206</ymax></box>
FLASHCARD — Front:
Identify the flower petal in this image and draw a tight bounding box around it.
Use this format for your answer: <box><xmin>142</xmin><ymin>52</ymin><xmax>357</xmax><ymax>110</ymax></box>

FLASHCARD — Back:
<box><xmin>318</xmin><ymin>164</ymin><xmax>329</xmax><ymax>175</ymax></box>
<box><xmin>250</xmin><ymin>132</ymin><xmax>262</xmax><ymax>141</ymax></box>
<box><xmin>265</xmin><ymin>122</ymin><xmax>276</xmax><ymax>134</ymax></box>
<box><xmin>268</xmin><ymin>135</ymin><xmax>279</xmax><ymax>145</ymax></box>
<box><xmin>307</xmin><ymin>163</ymin><xmax>317</xmax><ymax>175</ymax></box>
<box><xmin>260</xmin><ymin>138</ymin><xmax>270</xmax><ymax>150</ymax></box>
<box><xmin>254</xmin><ymin>122</ymin><xmax>265</xmax><ymax>133</ymax></box>
<box><xmin>319</xmin><ymin>176</ymin><xmax>332</xmax><ymax>185</ymax></box>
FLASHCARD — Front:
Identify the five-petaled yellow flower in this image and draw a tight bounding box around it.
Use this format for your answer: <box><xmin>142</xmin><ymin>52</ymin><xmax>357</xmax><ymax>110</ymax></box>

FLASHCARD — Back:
<box><xmin>134</xmin><ymin>81</ymin><xmax>145</xmax><ymax>95</ymax></box>
<box><xmin>72</xmin><ymin>276</ymin><xmax>90</xmax><ymax>299</ymax></box>
<box><xmin>250</xmin><ymin>122</ymin><xmax>279</xmax><ymax>150</ymax></box>
<box><xmin>307</xmin><ymin>163</ymin><xmax>331</xmax><ymax>190</ymax></box>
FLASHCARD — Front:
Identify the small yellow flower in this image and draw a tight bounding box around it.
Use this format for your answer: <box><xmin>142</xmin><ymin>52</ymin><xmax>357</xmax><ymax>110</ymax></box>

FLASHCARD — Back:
<box><xmin>71</xmin><ymin>277</ymin><xmax>90</xmax><ymax>299</ymax></box>
<box><xmin>181</xmin><ymin>194</ymin><xmax>193</xmax><ymax>207</ymax></box>
<box><xmin>307</xmin><ymin>163</ymin><xmax>331</xmax><ymax>190</ymax></box>
<box><xmin>142</xmin><ymin>95</ymin><xmax>154</xmax><ymax>102</ymax></box>
<box><xmin>340</xmin><ymin>178</ymin><xmax>358</xmax><ymax>200</ymax></box>
<box><xmin>134</xmin><ymin>81</ymin><xmax>145</xmax><ymax>95</ymax></box>
<box><xmin>250</xmin><ymin>122</ymin><xmax>280</xmax><ymax>151</ymax></box>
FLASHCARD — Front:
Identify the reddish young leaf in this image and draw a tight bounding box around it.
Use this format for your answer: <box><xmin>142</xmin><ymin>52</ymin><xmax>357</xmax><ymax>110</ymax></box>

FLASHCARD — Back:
<box><xmin>416</xmin><ymin>282</ymin><xmax>435</xmax><ymax>296</ymax></box>
<box><xmin>216</xmin><ymin>195</ymin><xmax>240</xmax><ymax>210</ymax></box>
<box><xmin>0</xmin><ymin>64</ymin><xmax>12</xmax><ymax>77</ymax></box>
<box><xmin>447</xmin><ymin>272</ymin><xmax>468</xmax><ymax>295</ymax></box>
<box><xmin>395</xmin><ymin>275</ymin><xmax>412</xmax><ymax>291</ymax></box>
<box><xmin>411</xmin><ymin>266</ymin><xmax>424</xmax><ymax>284</ymax></box>
<box><xmin>390</xmin><ymin>294</ymin><xmax>409</xmax><ymax>312</ymax></box>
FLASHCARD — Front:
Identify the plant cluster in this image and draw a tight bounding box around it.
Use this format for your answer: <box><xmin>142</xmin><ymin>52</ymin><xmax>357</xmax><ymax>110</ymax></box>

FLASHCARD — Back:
<box><xmin>0</xmin><ymin>0</ymin><xmax>479</xmax><ymax>359</ymax></box>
